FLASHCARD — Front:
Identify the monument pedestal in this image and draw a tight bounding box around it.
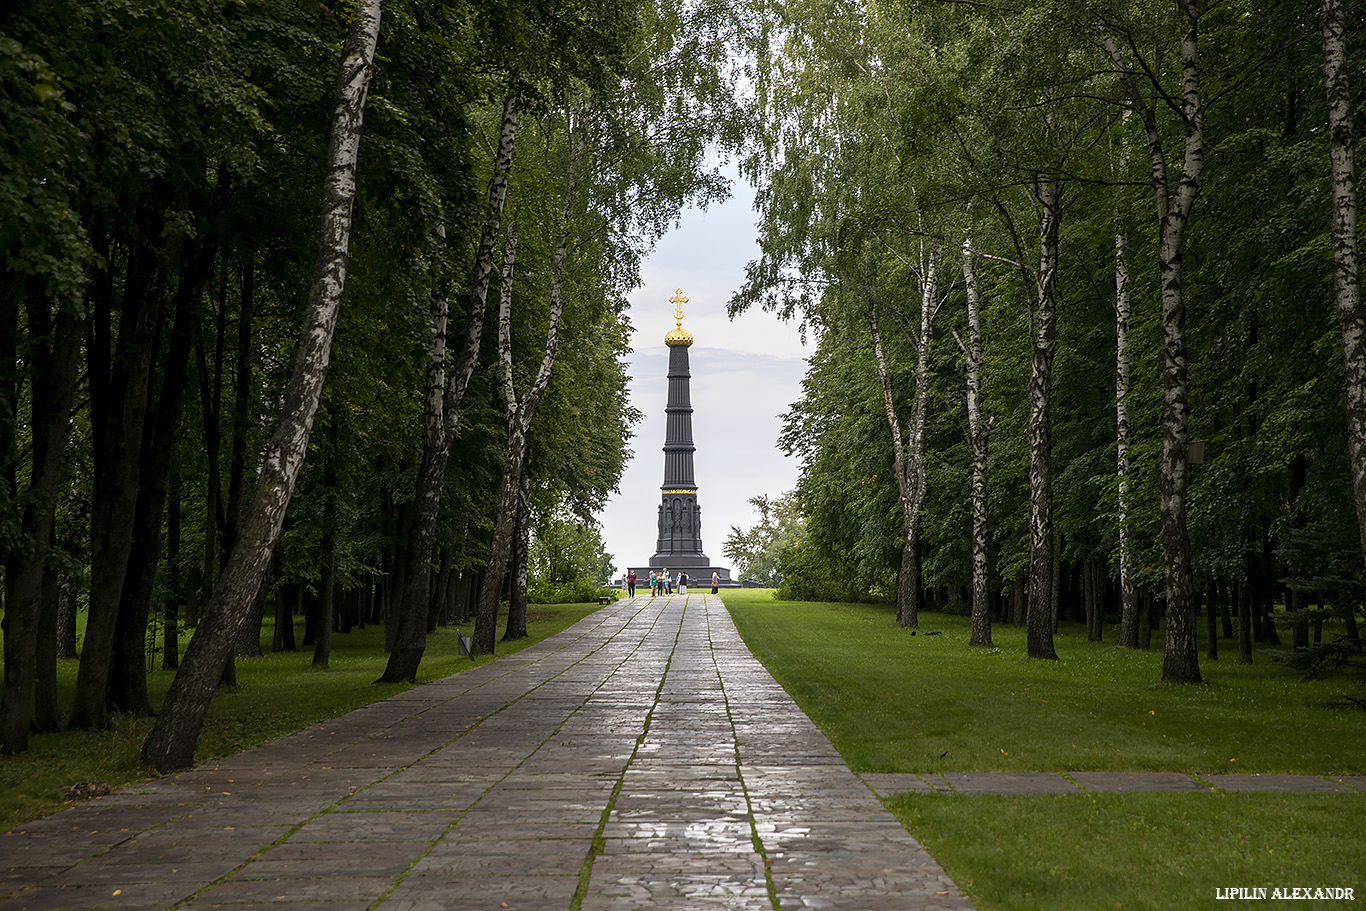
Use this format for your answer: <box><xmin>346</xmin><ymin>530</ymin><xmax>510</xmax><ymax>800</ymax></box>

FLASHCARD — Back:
<box><xmin>627</xmin><ymin>565</ymin><xmax>734</xmax><ymax>589</ymax></box>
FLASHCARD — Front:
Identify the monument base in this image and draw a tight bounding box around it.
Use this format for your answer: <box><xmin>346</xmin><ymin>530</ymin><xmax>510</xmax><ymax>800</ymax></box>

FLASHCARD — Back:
<box><xmin>626</xmin><ymin>565</ymin><xmax>736</xmax><ymax>588</ymax></box>
<box><xmin>647</xmin><ymin>551</ymin><xmax>710</xmax><ymax>569</ymax></box>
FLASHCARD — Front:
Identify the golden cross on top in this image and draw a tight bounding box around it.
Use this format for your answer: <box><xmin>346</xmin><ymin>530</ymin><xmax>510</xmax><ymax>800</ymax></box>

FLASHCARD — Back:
<box><xmin>670</xmin><ymin>289</ymin><xmax>688</xmax><ymax>328</ymax></box>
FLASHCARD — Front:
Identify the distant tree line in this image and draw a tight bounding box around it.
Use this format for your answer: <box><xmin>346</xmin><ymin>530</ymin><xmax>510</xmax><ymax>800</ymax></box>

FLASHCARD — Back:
<box><xmin>732</xmin><ymin>0</ymin><xmax>1366</xmax><ymax>685</ymax></box>
<box><xmin>0</xmin><ymin>0</ymin><xmax>749</xmax><ymax>767</ymax></box>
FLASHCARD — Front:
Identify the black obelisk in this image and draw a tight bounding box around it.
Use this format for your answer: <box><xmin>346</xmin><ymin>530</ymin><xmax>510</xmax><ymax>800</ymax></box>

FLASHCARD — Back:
<box><xmin>650</xmin><ymin>290</ymin><xmax>710</xmax><ymax>570</ymax></box>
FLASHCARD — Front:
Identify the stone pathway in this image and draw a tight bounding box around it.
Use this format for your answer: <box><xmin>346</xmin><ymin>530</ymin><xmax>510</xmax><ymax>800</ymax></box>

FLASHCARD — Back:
<box><xmin>0</xmin><ymin>595</ymin><xmax>970</xmax><ymax>911</ymax></box>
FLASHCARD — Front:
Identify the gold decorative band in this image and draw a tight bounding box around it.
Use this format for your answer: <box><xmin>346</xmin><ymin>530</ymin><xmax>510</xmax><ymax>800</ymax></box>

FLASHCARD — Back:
<box><xmin>661</xmin><ymin>489</ymin><xmax>697</xmax><ymax>495</ymax></box>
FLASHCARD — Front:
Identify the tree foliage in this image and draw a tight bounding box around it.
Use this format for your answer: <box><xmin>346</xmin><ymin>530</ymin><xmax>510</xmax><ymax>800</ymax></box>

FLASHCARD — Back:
<box><xmin>734</xmin><ymin>0</ymin><xmax>1366</xmax><ymax>682</ymax></box>
<box><xmin>0</xmin><ymin>0</ymin><xmax>743</xmax><ymax>761</ymax></box>
<box><xmin>723</xmin><ymin>492</ymin><xmax>803</xmax><ymax>587</ymax></box>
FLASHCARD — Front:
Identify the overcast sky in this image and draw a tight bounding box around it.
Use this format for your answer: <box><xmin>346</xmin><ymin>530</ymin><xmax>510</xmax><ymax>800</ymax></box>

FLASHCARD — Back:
<box><xmin>597</xmin><ymin>173</ymin><xmax>810</xmax><ymax>576</ymax></box>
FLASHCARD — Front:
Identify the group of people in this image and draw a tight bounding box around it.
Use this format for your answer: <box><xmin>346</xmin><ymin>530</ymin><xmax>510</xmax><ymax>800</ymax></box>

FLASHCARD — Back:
<box><xmin>621</xmin><ymin>569</ymin><xmax>720</xmax><ymax>597</ymax></box>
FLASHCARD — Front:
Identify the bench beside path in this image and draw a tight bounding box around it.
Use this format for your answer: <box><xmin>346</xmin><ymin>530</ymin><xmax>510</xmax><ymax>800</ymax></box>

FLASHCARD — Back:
<box><xmin>0</xmin><ymin>595</ymin><xmax>970</xmax><ymax>911</ymax></box>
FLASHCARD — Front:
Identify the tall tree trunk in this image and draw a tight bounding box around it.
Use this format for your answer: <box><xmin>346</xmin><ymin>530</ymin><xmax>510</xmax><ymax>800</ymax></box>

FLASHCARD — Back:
<box><xmin>962</xmin><ymin>234</ymin><xmax>993</xmax><ymax>648</ymax></box>
<box><xmin>164</xmin><ymin>459</ymin><xmax>181</xmax><ymax>670</ymax></box>
<box><xmin>32</xmin><ymin>564</ymin><xmax>61</xmax><ymax>733</ymax></box>
<box><xmin>302</xmin><ymin>586</ymin><xmax>318</xmax><ymax>646</ymax></box>
<box><xmin>1323</xmin><ymin>0</ymin><xmax>1366</xmax><ymax>580</ymax></box>
<box><xmin>314</xmin><ymin>414</ymin><xmax>338</xmax><ymax>668</ymax></box>
<box><xmin>502</xmin><ymin>468</ymin><xmax>531</xmax><ymax>642</ymax></box>
<box><xmin>379</xmin><ymin>86</ymin><xmax>520</xmax><ymax>681</ymax></box>
<box><xmin>224</xmin><ymin>254</ymin><xmax>255</xmax><ymax>555</ymax></box>
<box><xmin>194</xmin><ymin>270</ymin><xmax>226</xmax><ymax>602</ymax></box>
<box><xmin>141</xmin><ymin>0</ymin><xmax>383</xmax><ymax>771</ymax></box>
<box><xmin>1026</xmin><ymin>181</ymin><xmax>1060</xmax><ymax>661</ymax></box>
<box><xmin>273</xmin><ymin>585</ymin><xmax>298</xmax><ymax>652</ymax></box>
<box><xmin>1236</xmin><ymin>577</ymin><xmax>1253</xmax><ymax>663</ymax></box>
<box><xmin>0</xmin><ymin>280</ymin><xmax>18</xmax><ymax>523</ymax></box>
<box><xmin>431</xmin><ymin>546</ymin><xmax>453</xmax><ymax>632</ymax></box>
<box><xmin>111</xmin><ymin>217</ymin><xmax>218</xmax><ymax>715</ymax></box>
<box><xmin>475</xmin><ymin>212</ymin><xmax>567</xmax><ymax>653</ymax></box>
<box><xmin>1158</xmin><ymin>197</ymin><xmax>1202</xmax><ymax>679</ymax></box>
<box><xmin>1115</xmin><ymin>229</ymin><xmax>1141</xmax><ymax>648</ymax></box>
<box><xmin>236</xmin><ymin>574</ymin><xmax>268</xmax><ymax>658</ymax></box>
<box><xmin>1287</xmin><ymin>454</ymin><xmax>1310</xmax><ymax>651</ymax></box>
<box><xmin>1339</xmin><ymin>588</ymin><xmax>1361</xmax><ymax>644</ymax></box>
<box><xmin>1104</xmin><ymin>4</ymin><xmax>1204</xmax><ymax>683</ymax></box>
<box><xmin>1011</xmin><ymin>571</ymin><xmax>1025</xmax><ymax>627</ymax></box>
<box><xmin>870</xmin><ymin>246</ymin><xmax>940</xmax><ymax>631</ymax></box>
<box><xmin>71</xmin><ymin>208</ymin><xmax>167</xmax><ymax>730</ymax></box>
<box><xmin>56</xmin><ymin>574</ymin><xmax>77</xmax><ymax>660</ymax></box>
<box><xmin>1050</xmin><ymin>545</ymin><xmax>1062</xmax><ymax>634</ymax></box>
<box><xmin>1205</xmin><ymin>577</ymin><xmax>1219</xmax><ymax>660</ymax></box>
<box><xmin>474</xmin><ymin>436</ymin><xmax>527</xmax><ymax>654</ymax></box>
<box><xmin>1219</xmin><ymin>578</ymin><xmax>1233</xmax><ymax>638</ymax></box>
<box><xmin>1087</xmin><ymin>558</ymin><xmax>1106</xmax><ymax>643</ymax></box>
<box><xmin>1</xmin><ymin>293</ymin><xmax>81</xmax><ymax>752</ymax></box>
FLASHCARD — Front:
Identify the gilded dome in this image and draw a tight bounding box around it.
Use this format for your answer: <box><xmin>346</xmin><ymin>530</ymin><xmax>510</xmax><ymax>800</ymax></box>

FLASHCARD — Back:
<box><xmin>665</xmin><ymin>326</ymin><xmax>694</xmax><ymax>346</ymax></box>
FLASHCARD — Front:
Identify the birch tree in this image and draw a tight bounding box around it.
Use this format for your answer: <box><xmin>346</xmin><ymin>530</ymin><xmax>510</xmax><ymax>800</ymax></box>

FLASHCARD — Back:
<box><xmin>378</xmin><ymin>87</ymin><xmax>520</xmax><ymax>682</ymax></box>
<box><xmin>1025</xmin><ymin>179</ymin><xmax>1062</xmax><ymax>660</ymax></box>
<box><xmin>472</xmin><ymin>211</ymin><xmax>566</xmax><ymax>654</ymax></box>
<box><xmin>142</xmin><ymin>0</ymin><xmax>382</xmax><ymax>771</ymax></box>
<box><xmin>959</xmin><ymin>232</ymin><xmax>993</xmax><ymax>648</ymax></box>
<box><xmin>1102</xmin><ymin>0</ymin><xmax>1206</xmax><ymax>683</ymax></box>
<box><xmin>1322</xmin><ymin>0</ymin><xmax>1366</xmax><ymax>582</ymax></box>
<box><xmin>870</xmin><ymin>246</ymin><xmax>943</xmax><ymax>629</ymax></box>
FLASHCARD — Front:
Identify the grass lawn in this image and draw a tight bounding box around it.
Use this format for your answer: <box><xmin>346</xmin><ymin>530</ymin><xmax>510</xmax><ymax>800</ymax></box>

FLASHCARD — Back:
<box><xmin>0</xmin><ymin>603</ymin><xmax>599</xmax><ymax>833</ymax></box>
<box><xmin>720</xmin><ymin>588</ymin><xmax>1366</xmax><ymax>911</ymax></box>
<box><xmin>893</xmin><ymin>792</ymin><xmax>1363</xmax><ymax>911</ymax></box>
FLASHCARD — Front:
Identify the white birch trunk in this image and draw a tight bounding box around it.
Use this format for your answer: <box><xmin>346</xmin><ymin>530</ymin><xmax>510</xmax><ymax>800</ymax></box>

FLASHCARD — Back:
<box><xmin>870</xmin><ymin>246</ymin><xmax>940</xmax><ymax>629</ymax></box>
<box><xmin>141</xmin><ymin>0</ymin><xmax>382</xmax><ymax>771</ymax></box>
<box><xmin>962</xmin><ymin>234</ymin><xmax>992</xmax><ymax>648</ymax></box>
<box><xmin>1103</xmin><ymin>4</ymin><xmax>1204</xmax><ymax>683</ymax></box>
<box><xmin>472</xmin><ymin>121</ymin><xmax>577</xmax><ymax>654</ymax></box>
<box><xmin>1155</xmin><ymin>0</ymin><xmax>1204</xmax><ymax>684</ymax></box>
<box><xmin>1026</xmin><ymin>180</ymin><xmax>1060</xmax><ymax>661</ymax></box>
<box><xmin>377</xmin><ymin>88</ymin><xmax>520</xmax><ymax>683</ymax></box>
<box><xmin>1322</xmin><ymin>0</ymin><xmax>1366</xmax><ymax>576</ymax></box>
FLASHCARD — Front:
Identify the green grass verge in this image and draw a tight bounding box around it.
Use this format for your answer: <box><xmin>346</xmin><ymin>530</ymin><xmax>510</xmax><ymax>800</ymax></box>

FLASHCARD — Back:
<box><xmin>720</xmin><ymin>588</ymin><xmax>1363</xmax><ymax>775</ymax></box>
<box><xmin>0</xmin><ymin>604</ymin><xmax>599</xmax><ymax>833</ymax></box>
<box><xmin>720</xmin><ymin>589</ymin><xmax>1365</xmax><ymax>910</ymax></box>
<box><xmin>891</xmin><ymin>792</ymin><xmax>1363</xmax><ymax>911</ymax></box>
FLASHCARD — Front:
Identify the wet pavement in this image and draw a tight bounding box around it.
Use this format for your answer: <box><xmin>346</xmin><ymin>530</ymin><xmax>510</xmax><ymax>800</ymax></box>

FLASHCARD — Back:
<box><xmin>0</xmin><ymin>595</ymin><xmax>971</xmax><ymax>911</ymax></box>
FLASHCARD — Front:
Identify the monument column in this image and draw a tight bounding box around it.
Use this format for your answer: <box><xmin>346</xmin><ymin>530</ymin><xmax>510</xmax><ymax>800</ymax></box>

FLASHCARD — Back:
<box><xmin>650</xmin><ymin>291</ymin><xmax>709</xmax><ymax>569</ymax></box>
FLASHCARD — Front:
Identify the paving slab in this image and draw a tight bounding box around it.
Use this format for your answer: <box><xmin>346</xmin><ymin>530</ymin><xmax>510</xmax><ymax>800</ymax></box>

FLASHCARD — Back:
<box><xmin>861</xmin><ymin>773</ymin><xmax>955</xmax><ymax>796</ymax></box>
<box><xmin>1069</xmin><ymin>771</ymin><xmax>1207</xmax><ymax>793</ymax></box>
<box><xmin>940</xmin><ymin>772</ymin><xmax>1079</xmax><ymax>794</ymax></box>
<box><xmin>1201</xmin><ymin>774</ymin><xmax>1354</xmax><ymax>793</ymax></box>
<box><xmin>0</xmin><ymin>595</ymin><xmax>973</xmax><ymax>910</ymax></box>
